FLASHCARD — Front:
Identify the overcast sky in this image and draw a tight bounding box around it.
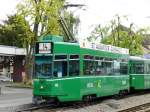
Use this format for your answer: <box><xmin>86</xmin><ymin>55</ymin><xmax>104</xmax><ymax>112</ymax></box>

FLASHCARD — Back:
<box><xmin>67</xmin><ymin>0</ymin><xmax>150</xmax><ymax>39</ymax></box>
<box><xmin>1</xmin><ymin>0</ymin><xmax>150</xmax><ymax>39</ymax></box>
<box><xmin>0</xmin><ymin>0</ymin><xmax>21</xmax><ymax>22</ymax></box>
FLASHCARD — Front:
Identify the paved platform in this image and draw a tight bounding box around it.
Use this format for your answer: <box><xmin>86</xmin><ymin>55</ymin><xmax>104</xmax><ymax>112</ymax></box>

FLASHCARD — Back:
<box><xmin>0</xmin><ymin>84</ymin><xmax>32</xmax><ymax>109</ymax></box>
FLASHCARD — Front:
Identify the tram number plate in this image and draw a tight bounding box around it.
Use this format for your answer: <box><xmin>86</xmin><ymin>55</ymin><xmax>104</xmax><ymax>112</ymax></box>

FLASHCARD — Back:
<box><xmin>39</xmin><ymin>43</ymin><xmax>51</xmax><ymax>53</ymax></box>
<box><xmin>87</xmin><ymin>83</ymin><xmax>94</xmax><ymax>88</ymax></box>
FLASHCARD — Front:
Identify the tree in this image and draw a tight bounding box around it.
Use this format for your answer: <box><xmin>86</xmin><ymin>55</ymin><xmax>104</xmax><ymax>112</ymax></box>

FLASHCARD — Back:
<box><xmin>88</xmin><ymin>15</ymin><xmax>147</xmax><ymax>55</ymax></box>
<box><xmin>16</xmin><ymin>0</ymin><xmax>80</xmax><ymax>81</ymax></box>
<box><xmin>16</xmin><ymin>0</ymin><xmax>66</xmax><ymax>81</ymax></box>
<box><xmin>61</xmin><ymin>11</ymin><xmax>80</xmax><ymax>41</ymax></box>
<box><xmin>0</xmin><ymin>14</ymin><xmax>31</xmax><ymax>48</ymax></box>
<box><xmin>87</xmin><ymin>24</ymin><xmax>109</xmax><ymax>42</ymax></box>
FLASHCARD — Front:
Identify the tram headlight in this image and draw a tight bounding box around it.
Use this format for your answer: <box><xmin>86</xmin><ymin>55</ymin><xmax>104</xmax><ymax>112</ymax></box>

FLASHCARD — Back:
<box><xmin>40</xmin><ymin>86</ymin><xmax>44</xmax><ymax>89</ymax></box>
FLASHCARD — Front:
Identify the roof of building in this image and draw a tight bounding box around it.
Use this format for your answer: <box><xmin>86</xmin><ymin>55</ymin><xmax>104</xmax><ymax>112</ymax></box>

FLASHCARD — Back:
<box><xmin>0</xmin><ymin>45</ymin><xmax>26</xmax><ymax>56</ymax></box>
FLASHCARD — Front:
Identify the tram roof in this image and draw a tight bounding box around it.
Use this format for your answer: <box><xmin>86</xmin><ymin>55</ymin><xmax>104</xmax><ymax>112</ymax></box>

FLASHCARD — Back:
<box><xmin>130</xmin><ymin>56</ymin><xmax>150</xmax><ymax>61</ymax></box>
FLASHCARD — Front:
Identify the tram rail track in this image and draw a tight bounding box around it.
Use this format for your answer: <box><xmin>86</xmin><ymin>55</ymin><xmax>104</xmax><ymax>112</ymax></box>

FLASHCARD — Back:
<box><xmin>117</xmin><ymin>102</ymin><xmax>150</xmax><ymax>112</ymax></box>
<box><xmin>16</xmin><ymin>103</ymin><xmax>56</xmax><ymax>112</ymax></box>
<box><xmin>16</xmin><ymin>91</ymin><xmax>150</xmax><ymax>112</ymax></box>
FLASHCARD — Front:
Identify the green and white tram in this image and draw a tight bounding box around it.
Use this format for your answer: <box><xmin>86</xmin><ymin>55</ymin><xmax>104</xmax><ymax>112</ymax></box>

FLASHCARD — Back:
<box><xmin>129</xmin><ymin>56</ymin><xmax>150</xmax><ymax>90</ymax></box>
<box><xmin>33</xmin><ymin>35</ymin><xmax>130</xmax><ymax>103</ymax></box>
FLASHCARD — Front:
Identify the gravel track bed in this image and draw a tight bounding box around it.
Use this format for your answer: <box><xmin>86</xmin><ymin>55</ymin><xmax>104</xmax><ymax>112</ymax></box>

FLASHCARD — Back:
<box><xmin>33</xmin><ymin>91</ymin><xmax>150</xmax><ymax>112</ymax></box>
<box><xmin>2</xmin><ymin>91</ymin><xmax>150</xmax><ymax>112</ymax></box>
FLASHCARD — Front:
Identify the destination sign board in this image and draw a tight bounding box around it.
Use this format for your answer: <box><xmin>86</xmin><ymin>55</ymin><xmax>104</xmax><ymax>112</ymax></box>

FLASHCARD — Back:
<box><xmin>80</xmin><ymin>41</ymin><xmax>129</xmax><ymax>55</ymax></box>
<box><xmin>39</xmin><ymin>43</ymin><xmax>51</xmax><ymax>53</ymax></box>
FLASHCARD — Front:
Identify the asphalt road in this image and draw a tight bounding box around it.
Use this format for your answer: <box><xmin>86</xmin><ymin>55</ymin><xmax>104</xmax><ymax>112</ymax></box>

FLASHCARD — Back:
<box><xmin>0</xmin><ymin>83</ymin><xmax>32</xmax><ymax>108</ymax></box>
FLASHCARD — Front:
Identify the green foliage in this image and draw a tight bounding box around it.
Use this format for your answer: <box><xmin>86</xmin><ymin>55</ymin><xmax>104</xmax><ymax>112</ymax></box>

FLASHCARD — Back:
<box><xmin>88</xmin><ymin>15</ymin><xmax>147</xmax><ymax>55</ymax></box>
<box><xmin>87</xmin><ymin>24</ymin><xmax>109</xmax><ymax>42</ymax></box>
<box><xmin>0</xmin><ymin>14</ymin><xmax>32</xmax><ymax>47</ymax></box>
<box><xmin>16</xmin><ymin>0</ymin><xmax>67</xmax><ymax>80</ymax></box>
<box><xmin>17</xmin><ymin>0</ymin><xmax>65</xmax><ymax>36</ymax></box>
<box><xmin>63</xmin><ymin>12</ymin><xmax>80</xmax><ymax>37</ymax></box>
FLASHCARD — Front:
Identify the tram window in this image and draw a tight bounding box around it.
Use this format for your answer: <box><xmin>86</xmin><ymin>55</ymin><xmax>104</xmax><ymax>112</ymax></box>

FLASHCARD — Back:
<box><xmin>35</xmin><ymin>63</ymin><xmax>52</xmax><ymax>77</ymax></box>
<box><xmin>42</xmin><ymin>64</ymin><xmax>52</xmax><ymax>75</ymax></box>
<box><xmin>95</xmin><ymin>57</ymin><xmax>100</xmax><ymax>60</ymax></box>
<box><xmin>103</xmin><ymin>61</ymin><xmax>112</xmax><ymax>75</ymax></box>
<box><xmin>105</xmin><ymin>58</ymin><xmax>113</xmax><ymax>61</ymax></box>
<box><xmin>95</xmin><ymin>61</ymin><xmax>103</xmax><ymax>75</ymax></box>
<box><xmin>147</xmin><ymin>64</ymin><xmax>150</xmax><ymax>74</ymax></box>
<box><xmin>35</xmin><ymin>64</ymin><xmax>41</xmax><ymax>74</ymax></box>
<box><xmin>121</xmin><ymin>58</ymin><xmax>128</xmax><ymax>62</ymax></box>
<box><xmin>95</xmin><ymin>61</ymin><xmax>112</xmax><ymax>75</ymax></box>
<box><xmin>69</xmin><ymin>60</ymin><xmax>79</xmax><ymax>76</ymax></box>
<box><xmin>53</xmin><ymin>61</ymin><xmax>67</xmax><ymax>77</ymax></box>
<box><xmin>84</xmin><ymin>55</ymin><xmax>94</xmax><ymax>60</ymax></box>
<box><xmin>133</xmin><ymin>63</ymin><xmax>144</xmax><ymax>74</ymax></box>
<box><xmin>83</xmin><ymin>60</ymin><xmax>95</xmax><ymax>75</ymax></box>
<box><xmin>70</xmin><ymin>55</ymin><xmax>79</xmax><ymax>59</ymax></box>
<box><xmin>95</xmin><ymin>57</ymin><xmax>104</xmax><ymax>60</ymax></box>
<box><xmin>100</xmin><ymin>57</ymin><xmax>104</xmax><ymax>60</ymax></box>
<box><xmin>35</xmin><ymin>43</ymin><xmax>39</xmax><ymax>54</ymax></box>
<box><xmin>112</xmin><ymin>60</ymin><xmax>120</xmax><ymax>75</ymax></box>
<box><xmin>55</xmin><ymin>55</ymin><xmax>67</xmax><ymax>60</ymax></box>
<box><xmin>120</xmin><ymin>63</ymin><xmax>128</xmax><ymax>74</ymax></box>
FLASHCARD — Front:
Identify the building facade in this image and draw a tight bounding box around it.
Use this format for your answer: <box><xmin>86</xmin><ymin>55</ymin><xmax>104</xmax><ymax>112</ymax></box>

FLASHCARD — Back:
<box><xmin>0</xmin><ymin>45</ymin><xmax>26</xmax><ymax>82</ymax></box>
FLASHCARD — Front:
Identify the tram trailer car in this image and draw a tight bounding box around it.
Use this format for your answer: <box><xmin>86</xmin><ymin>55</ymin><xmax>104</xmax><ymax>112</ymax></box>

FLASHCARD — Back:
<box><xmin>129</xmin><ymin>56</ymin><xmax>150</xmax><ymax>90</ymax></box>
<box><xmin>33</xmin><ymin>35</ymin><xmax>130</xmax><ymax>103</ymax></box>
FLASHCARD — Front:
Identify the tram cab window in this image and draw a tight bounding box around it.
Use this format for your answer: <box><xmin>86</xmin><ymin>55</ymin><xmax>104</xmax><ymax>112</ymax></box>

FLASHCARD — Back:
<box><xmin>43</xmin><ymin>64</ymin><xmax>52</xmax><ymax>74</ymax></box>
<box><xmin>35</xmin><ymin>63</ymin><xmax>52</xmax><ymax>77</ymax></box>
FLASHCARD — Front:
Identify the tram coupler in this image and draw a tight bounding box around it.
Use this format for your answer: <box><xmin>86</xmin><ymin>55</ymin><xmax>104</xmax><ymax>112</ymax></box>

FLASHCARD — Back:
<box><xmin>32</xmin><ymin>96</ymin><xmax>45</xmax><ymax>105</ymax></box>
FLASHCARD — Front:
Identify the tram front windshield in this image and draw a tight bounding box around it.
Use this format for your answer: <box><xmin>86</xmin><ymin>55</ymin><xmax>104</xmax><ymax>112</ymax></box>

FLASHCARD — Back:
<box><xmin>35</xmin><ymin>63</ymin><xmax>52</xmax><ymax>78</ymax></box>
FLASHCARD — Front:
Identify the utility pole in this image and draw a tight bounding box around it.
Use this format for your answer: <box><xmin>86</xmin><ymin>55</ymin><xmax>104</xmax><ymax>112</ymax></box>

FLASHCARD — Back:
<box><xmin>59</xmin><ymin>3</ymin><xmax>85</xmax><ymax>42</ymax></box>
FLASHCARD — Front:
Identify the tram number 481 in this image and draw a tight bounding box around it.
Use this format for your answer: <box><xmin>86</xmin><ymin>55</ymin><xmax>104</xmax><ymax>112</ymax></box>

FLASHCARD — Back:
<box><xmin>87</xmin><ymin>80</ymin><xmax>101</xmax><ymax>88</ymax></box>
<box><xmin>87</xmin><ymin>83</ymin><xmax>94</xmax><ymax>88</ymax></box>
